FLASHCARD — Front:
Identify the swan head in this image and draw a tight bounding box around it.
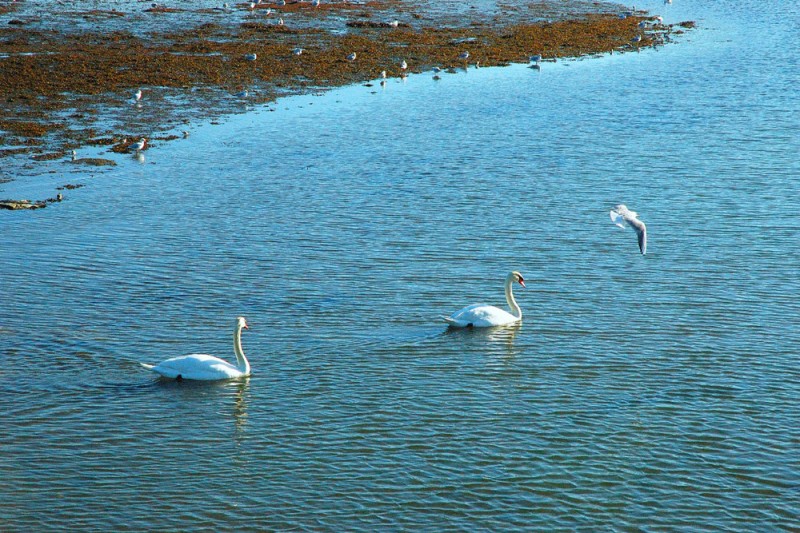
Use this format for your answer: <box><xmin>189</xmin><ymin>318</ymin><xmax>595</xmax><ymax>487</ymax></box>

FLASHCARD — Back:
<box><xmin>510</xmin><ymin>271</ymin><xmax>525</xmax><ymax>288</ymax></box>
<box><xmin>236</xmin><ymin>316</ymin><xmax>249</xmax><ymax>330</ymax></box>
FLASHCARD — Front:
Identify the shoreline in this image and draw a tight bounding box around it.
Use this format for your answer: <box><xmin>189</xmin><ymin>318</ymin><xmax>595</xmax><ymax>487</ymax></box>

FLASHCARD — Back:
<box><xmin>0</xmin><ymin>1</ymin><xmax>693</xmax><ymax>208</ymax></box>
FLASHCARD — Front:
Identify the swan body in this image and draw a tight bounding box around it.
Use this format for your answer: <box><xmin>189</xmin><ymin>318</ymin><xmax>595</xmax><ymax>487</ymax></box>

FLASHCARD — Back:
<box><xmin>141</xmin><ymin>317</ymin><xmax>251</xmax><ymax>381</ymax></box>
<box><xmin>444</xmin><ymin>271</ymin><xmax>525</xmax><ymax>328</ymax></box>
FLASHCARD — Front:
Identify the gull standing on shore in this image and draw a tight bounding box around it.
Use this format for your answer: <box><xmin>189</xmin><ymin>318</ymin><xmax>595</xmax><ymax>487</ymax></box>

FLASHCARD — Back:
<box><xmin>610</xmin><ymin>204</ymin><xmax>647</xmax><ymax>255</ymax></box>
<box><xmin>244</xmin><ymin>52</ymin><xmax>257</xmax><ymax>61</ymax></box>
<box><xmin>347</xmin><ymin>52</ymin><xmax>357</xmax><ymax>61</ymax></box>
<box><xmin>134</xmin><ymin>88</ymin><xmax>143</xmax><ymax>101</ymax></box>
<box><xmin>130</xmin><ymin>138</ymin><xmax>147</xmax><ymax>153</ymax></box>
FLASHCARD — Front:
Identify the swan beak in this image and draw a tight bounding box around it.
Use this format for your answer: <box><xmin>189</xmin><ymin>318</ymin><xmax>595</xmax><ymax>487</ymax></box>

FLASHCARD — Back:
<box><xmin>519</xmin><ymin>280</ymin><xmax>526</xmax><ymax>288</ymax></box>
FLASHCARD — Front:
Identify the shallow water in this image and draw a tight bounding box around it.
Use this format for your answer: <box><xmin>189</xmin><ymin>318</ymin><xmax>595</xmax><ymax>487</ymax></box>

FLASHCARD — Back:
<box><xmin>2</xmin><ymin>0</ymin><xmax>799</xmax><ymax>530</ymax></box>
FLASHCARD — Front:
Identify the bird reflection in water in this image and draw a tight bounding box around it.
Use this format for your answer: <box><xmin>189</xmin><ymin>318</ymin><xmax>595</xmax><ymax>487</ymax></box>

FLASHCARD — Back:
<box><xmin>443</xmin><ymin>322</ymin><xmax>521</xmax><ymax>360</ymax></box>
<box><xmin>230</xmin><ymin>378</ymin><xmax>250</xmax><ymax>442</ymax></box>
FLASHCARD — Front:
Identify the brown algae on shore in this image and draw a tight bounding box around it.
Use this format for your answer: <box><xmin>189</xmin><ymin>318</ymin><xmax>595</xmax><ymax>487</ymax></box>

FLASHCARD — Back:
<box><xmin>0</xmin><ymin>0</ymin><xmax>692</xmax><ymax>194</ymax></box>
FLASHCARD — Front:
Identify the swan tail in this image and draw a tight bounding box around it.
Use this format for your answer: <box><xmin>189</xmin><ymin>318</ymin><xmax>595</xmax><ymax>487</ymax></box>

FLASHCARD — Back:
<box><xmin>442</xmin><ymin>316</ymin><xmax>465</xmax><ymax>327</ymax></box>
<box><xmin>139</xmin><ymin>362</ymin><xmax>155</xmax><ymax>370</ymax></box>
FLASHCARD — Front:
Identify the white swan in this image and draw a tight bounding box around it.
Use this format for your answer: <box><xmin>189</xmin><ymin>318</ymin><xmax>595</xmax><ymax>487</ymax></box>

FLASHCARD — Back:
<box><xmin>141</xmin><ymin>317</ymin><xmax>251</xmax><ymax>380</ymax></box>
<box><xmin>444</xmin><ymin>271</ymin><xmax>525</xmax><ymax>328</ymax></box>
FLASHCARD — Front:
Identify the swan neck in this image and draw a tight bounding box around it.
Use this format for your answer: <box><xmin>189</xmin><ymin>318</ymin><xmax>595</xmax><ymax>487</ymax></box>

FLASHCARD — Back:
<box><xmin>233</xmin><ymin>324</ymin><xmax>250</xmax><ymax>375</ymax></box>
<box><xmin>504</xmin><ymin>274</ymin><xmax>522</xmax><ymax>320</ymax></box>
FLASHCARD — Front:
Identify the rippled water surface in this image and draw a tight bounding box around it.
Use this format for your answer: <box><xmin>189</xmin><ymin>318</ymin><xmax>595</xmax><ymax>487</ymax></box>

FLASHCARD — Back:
<box><xmin>2</xmin><ymin>0</ymin><xmax>799</xmax><ymax>530</ymax></box>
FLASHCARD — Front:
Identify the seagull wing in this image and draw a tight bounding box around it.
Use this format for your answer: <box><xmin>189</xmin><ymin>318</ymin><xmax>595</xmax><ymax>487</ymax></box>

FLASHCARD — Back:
<box><xmin>627</xmin><ymin>217</ymin><xmax>647</xmax><ymax>255</ymax></box>
<box><xmin>610</xmin><ymin>210</ymin><xmax>627</xmax><ymax>229</ymax></box>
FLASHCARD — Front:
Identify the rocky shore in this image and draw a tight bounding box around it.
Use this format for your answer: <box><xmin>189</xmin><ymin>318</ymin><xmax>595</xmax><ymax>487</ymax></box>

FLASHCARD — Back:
<box><xmin>0</xmin><ymin>0</ymin><xmax>692</xmax><ymax>207</ymax></box>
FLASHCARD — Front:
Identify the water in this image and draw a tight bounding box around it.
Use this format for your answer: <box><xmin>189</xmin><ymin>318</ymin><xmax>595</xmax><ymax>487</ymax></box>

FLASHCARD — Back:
<box><xmin>2</xmin><ymin>0</ymin><xmax>800</xmax><ymax>530</ymax></box>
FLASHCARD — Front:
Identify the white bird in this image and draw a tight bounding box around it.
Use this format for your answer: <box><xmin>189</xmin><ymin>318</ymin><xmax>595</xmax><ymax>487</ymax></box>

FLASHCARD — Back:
<box><xmin>444</xmin><ymin>272</ymin><xmax>525</xmax><ymax>328</ymax></box>
<box><xmin>277</xmin><ymin>0</ymin><xmax>285</xmax><ymax>5</ymax></box>
<box><xmin>234</xmin><ymin>89</ymin><xmax>249</xmax><ymax>98</ymax></box>
<box><xmin>380</xmin><ymin>70</ymin><xmax>387</xmax><ymax>79</ymax></box>
<box><xmin>529</xmin><ymin>54</ymin><xmax>542</xmax><ymax>64</ymax></box>
<box><xmin>654</xmin><ymin>15</ymin><xmax>663</xmax><ymax>24</ymax></box>
<box><xmin>389</xmin><ymin>20</ymin><xmax>399</xmax><ymax>27</ymax></box>
<box><xmin>631</xmin><ymin>35</ymin><xmax>642</xmax><ymax>44</ymax></box>
<box><xmin>312</xmin><ymin>0</ymin><xmax>320</xmax><ymax>6</ymax></box>
<box><xmin>347</xmin><ymin>52</ymin><xmax>357</xmax><ymax>61</ymax></box>
<box><xmin>432</xmin><ymin>66</ymin><xmax>442</xmax><ymax>73</ymax></box>
<box><xmin>458</xmin><ymin>51</ymin><xmax>470</xmax><ymax>60</ymax></box>
<box><xmin>610</xmin><ymin>204</ymin><xmax>647</xmax><ymax>255</ymax></box>
<box><xmin>141</xmin><ymin>317</ymin><xmax>251</xmax><ymax>381</ymax></box>
<box><xmin>130</xmin><ymin>138</ymin><xmax>146</xmax><ymax>152</ymax></box>
<box><xmin>278</xmin><ymin>17</ymin><xmax>284</xmax><ymax>25</ymax></box>
<box><xmin>249</xmin><ymin>2</ymin><xmax>255</xmax><ymax>9</ymax></box>
<box><xmin>244</xmin><ymin>52</ymin><xmax>257</xmax><ymax>61</ymax></box>
<box><xmin>70</xmin><ymin>150</ymin><xmax>77</xmax><ymax>161</ymax></box>
<box><xmin>400</xmin><ymin>59</ymin><xmax>407</xmax><ymax>70</ymax></box>
<box><xmin>265</xmin><ymin>8</ymin><xmax>272</xmax><ymax>15</ymax></box>
<box><xmin>293</xmin><ymin>47</ymin><xmax>303</xmax><ymax>55</ymax></box>
<box><xmin>134</xmin><ymin>88</ymin><xmax>143</xmax><ymax>101</ymax></box>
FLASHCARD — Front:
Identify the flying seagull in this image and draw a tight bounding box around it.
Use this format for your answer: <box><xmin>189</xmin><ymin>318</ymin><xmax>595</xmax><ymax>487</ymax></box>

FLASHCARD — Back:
<box><xmin>610</xmin><ymin>204</ymin><xmax>647</xmax><ymax>255</ymax></box>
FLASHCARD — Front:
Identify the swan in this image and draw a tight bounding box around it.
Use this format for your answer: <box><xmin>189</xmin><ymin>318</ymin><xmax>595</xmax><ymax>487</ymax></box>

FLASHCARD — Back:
<box><xmin>444</xmin><ymin>271</ymin><xmax>525</xmax><ymax>328</ymax></box>
<box><xmin>141</xmin><ymin>317</ymin><xmax>251</xmax><ymax>380</ymax></box>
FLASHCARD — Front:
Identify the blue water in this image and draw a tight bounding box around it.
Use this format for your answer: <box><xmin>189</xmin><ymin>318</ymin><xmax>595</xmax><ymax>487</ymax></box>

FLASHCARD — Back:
<box><xmin>2</xmin><ymin>0</ymin><xmax>799</xmax><ymax>530</ymax></box>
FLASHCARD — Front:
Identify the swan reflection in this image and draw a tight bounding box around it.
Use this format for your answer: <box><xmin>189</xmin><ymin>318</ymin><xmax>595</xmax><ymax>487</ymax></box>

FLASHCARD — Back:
<box><xmin>442</xmin><ymin>322</ymin><xmax>521</xmax><ymax>359</ymax></box>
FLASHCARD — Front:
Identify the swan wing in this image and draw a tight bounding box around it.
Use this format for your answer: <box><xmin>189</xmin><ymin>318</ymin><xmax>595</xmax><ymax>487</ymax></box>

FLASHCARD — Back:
<box><xmin>446</xmin><ymin>304</ymin><xmax>519</xmax><ymax>328</ymax></box>
<box><xmin>149</xmin><ymin>353</ymin><xmax>244</xmax><ymax>380</ymax></box>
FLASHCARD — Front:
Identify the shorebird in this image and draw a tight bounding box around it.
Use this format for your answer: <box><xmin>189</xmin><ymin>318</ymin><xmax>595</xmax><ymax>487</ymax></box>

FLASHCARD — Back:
<box><xmin>130</xmin><ymin>138</ymin><xmax>147</xmax><ymax>152</ymax></box>
<box><xmin>277</xmin><ymin>0</ymin><xmax>286</xmax><ymax>5</ymax></box>
<box><xmin>381</xmin><ymin>70</ymin><xmax>387</xmax><ymax>79</ymax></box>
<box><xmin>631</xmin><ymin>35</ymin><xmax>642</xmax><ymax>44</ymax></box>
<box><xmin>71</xmin><ymin>150</ymin><xmax>77</xmax><ymax>161</ymax></box>
<box><xmin>293</xmin><ymin>47</ymin><xmax>303</xmax><ymax>55</ymax></box>
<box><xmin>458</xmin><ymin>51</ymin><xmax>470</xmax><ymax>61</ymax></box>
<box><xmin>234</xmin><ymin>89</ymin><xmax>249</xmax><ymax>98</ymax></box>
<box><xmin>244</xmin><ymin>52</ymin><xmax>257</xmax><ymax>61</ymax></box>
<box><xmin>312</xmin><ymin>0</ymin><xmax>320</xmax><ymax>6</ymax></box>
<box><xmin>134</xmin><ymin>88</ymin><xmax>143</xmax><ymax>101</ymax></box>
<box><xmin>389</xmin><ymin>20</ymin><xmax>399</xmax><ymax>27</ymax></box>
<box><xmin>249</xmin><ymin>2</ymin><xmax>255</xmax><ymax>9</ymax></box>
<box><xmin>278</xmin><ymin>17</ymin><xmax>284</xmax><ymax>25</ymax></box>
<box><xmin>400</xmin><ymin>59</ymin><xmax>407</xmax><ymax>70</ymax></box>
<box><xmin>347</xmin><ymin>52</ymin><xmax>357</xmax><ymax>61</ymax></box>
<box><xmin>654</xmin><ymin>15</ymin><xmax>663</xmax><ymax>24</ymax></box>
<box><xmin>610</xmin><ymin>204</ymin><xmax>647</xmax><ymax>255</ymax></box>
